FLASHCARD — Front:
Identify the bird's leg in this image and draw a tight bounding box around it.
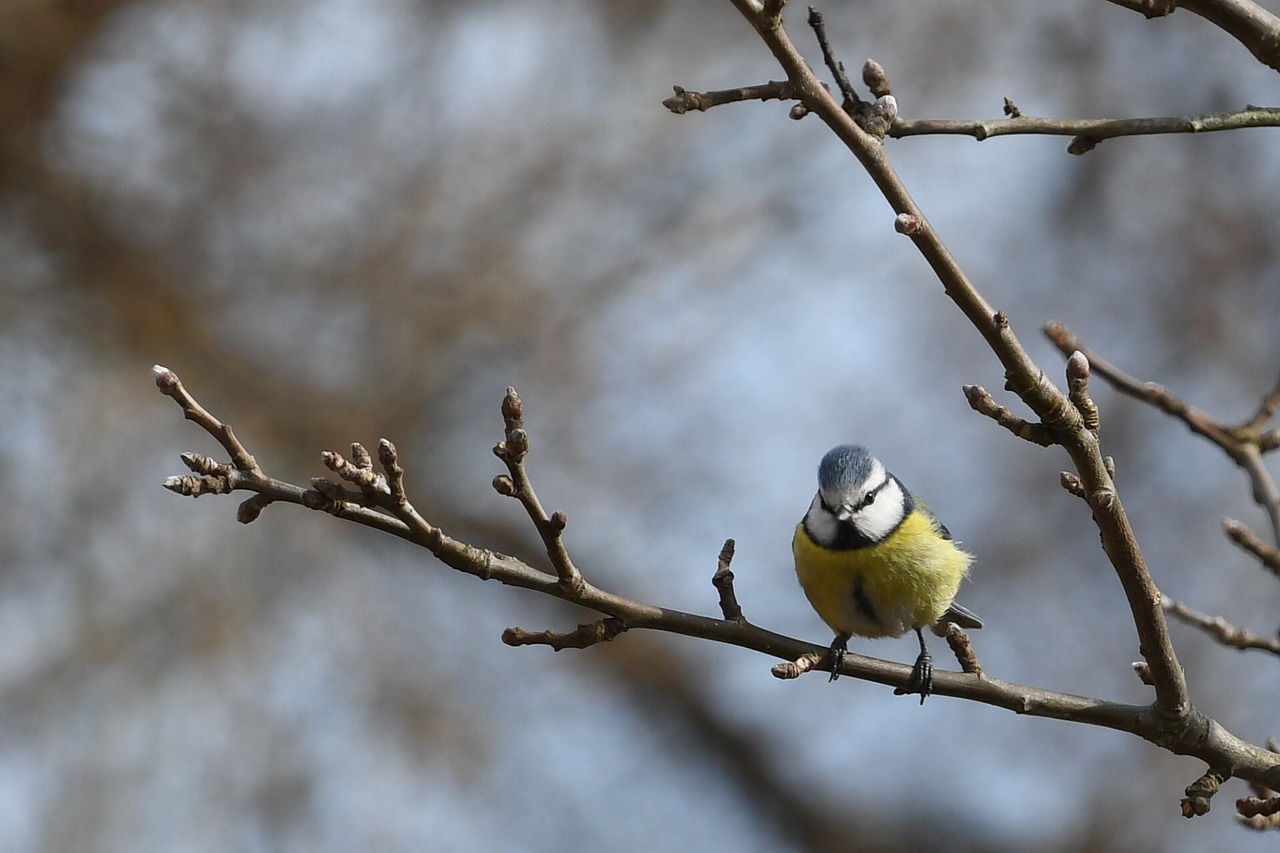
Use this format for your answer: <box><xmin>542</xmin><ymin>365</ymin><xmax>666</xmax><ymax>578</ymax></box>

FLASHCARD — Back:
<box><xmin>899</xmin><ymin>627</ymin><xmax>933</xmax><ymax>704</ymax></box>
<box><xmin>827</xmin><ymin>633</ymin><xmax>850</xmax><ymax>682</ymax></box>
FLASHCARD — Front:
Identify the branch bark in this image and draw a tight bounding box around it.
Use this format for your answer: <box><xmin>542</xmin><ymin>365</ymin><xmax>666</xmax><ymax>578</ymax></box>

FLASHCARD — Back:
<box><xmin>720</xmin><ymin>0</ymin><xmax>1188</xmax><ymax>721</ymax></box>
<box><xmin>891</xmin><ymin>106</ymin><xmax>1280</xmax><ymax>154</ymax></box>
<box><xmin>154</xmin><ymin>0</ymin><xmax>1280</xmax><ymax>823</ymax></box>
<box><xmin>156</xmin><ymin>365</ymin><xmax>1280</xmax><ymax>798</ymax></box>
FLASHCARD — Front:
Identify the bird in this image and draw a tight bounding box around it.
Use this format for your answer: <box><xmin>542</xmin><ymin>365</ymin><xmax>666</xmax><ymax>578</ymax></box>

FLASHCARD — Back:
<box><xmin>792</xmin><ymin>444</ymin><xmax>981</xmax><ymax>703</ymax></box>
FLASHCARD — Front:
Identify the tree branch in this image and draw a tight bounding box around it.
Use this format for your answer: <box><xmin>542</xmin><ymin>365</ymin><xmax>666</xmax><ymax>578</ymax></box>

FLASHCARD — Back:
<box><xmin>712</xmin><ymin>2</ymin><xmax>1188</xmax><ymax>724</ymax></box>
<box><xmin>492</xmin><ymin>387</ymin><xmax>585</xmax><ymax>597</ymax></box>
<box><xmin>157</xmin><ymin>366</ymin><xmax>1280</xmax><ymax>800</ymax></box>
<box><xmin>891</xmin><ymin>105</ymin><xmax>1280</xmax><ymax>154</ymax></box>
<box><xmin>1163</xmin><ymin>595</ymin><xmax>1280</xmax><ymax>656</ymax></box>
<box><xmin>1044</xmin><ymin>322</ymin><xmax>1280</xmax><ymax>544</ymax></box>
<box><xmin>661</xmin><ymin>81</ymin><xmax>798</xmax><ymax>114</ymax></box>
<box><xmin>154</xmin><ymin>0</ymin><xmax>1280</xmax><ymax>823</ymax></box>
<box><xmin>1224</xmin><ymin>519</ymin><xmax>1280</xmax><ymax>576</ymax></box>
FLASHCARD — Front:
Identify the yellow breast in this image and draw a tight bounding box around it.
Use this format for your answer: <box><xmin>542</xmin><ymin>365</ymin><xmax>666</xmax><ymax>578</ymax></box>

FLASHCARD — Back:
<box><xmin>792</xmin><ymin>510</ymin><xmax>972</xmax><ymax>639</ymax></box>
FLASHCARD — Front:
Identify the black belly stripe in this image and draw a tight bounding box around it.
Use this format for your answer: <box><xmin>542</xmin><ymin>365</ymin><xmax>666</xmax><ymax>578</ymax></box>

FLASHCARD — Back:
<box><xmin>851</xmin><ymin>580</ymin><xmax>880</xmax><ymax>627</ymax></box>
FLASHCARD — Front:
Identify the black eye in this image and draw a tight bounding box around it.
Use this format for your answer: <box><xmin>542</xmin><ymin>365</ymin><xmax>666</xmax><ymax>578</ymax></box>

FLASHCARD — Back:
<box><xmin>862</xmin><ymin>492</ymin><xmax>875</xmax><ymax>508</ymax></box>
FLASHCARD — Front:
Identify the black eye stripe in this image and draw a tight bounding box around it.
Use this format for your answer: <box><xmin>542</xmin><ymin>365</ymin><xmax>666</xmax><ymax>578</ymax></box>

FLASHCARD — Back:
<box><xmin>856</xmin><ymin>478</ymin><xmax>890</xmax><ymax>510</ymax></box>
<box><xmin>821</xmin><ymin>477</ymin><xmax>892</xmax><ymax>515</ymax></box>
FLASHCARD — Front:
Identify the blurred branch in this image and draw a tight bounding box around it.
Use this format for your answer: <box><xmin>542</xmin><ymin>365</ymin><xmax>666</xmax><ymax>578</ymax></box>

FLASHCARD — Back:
<box><xmin>1102</xmin><ymin>0</ymin><xmax>1280</xmax><ymax>74</ymax></box>
<box><xmin>891</xmin><ymin>105</ymin><xmax>1280</xmax><ymax>154</ymax></box>
<box><xmin>158</xmin><ymin>366</ymin><xmax>1280</xmax><ymax>803</ymax></box>
<box><xmin>1163</xmin><ymin>595</ymin><xmax>1280</xmax><ymax>656</ymax></box>
<box><xmin>1237</xmin><ymin>793</ymin><xmax>1280</xmax><ymax>829</ymax></box>
<box><xmin>0</xmin><ymin>0</ymin><xmax>134</xmax><ymax>176</ymax></box>
<box><xmin>1224</xmin><ymin>519</ymin><xmax>1280</xmax><ymax>576</ymax></box>
<box><xmin>1045</xmin><ymin>322</ymin><xmax>1280</xmax><ymax>544</ymax></box>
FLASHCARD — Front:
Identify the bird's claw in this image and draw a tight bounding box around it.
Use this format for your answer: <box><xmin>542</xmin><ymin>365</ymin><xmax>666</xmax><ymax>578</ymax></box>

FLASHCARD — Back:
<box><xmin>827</xmin><ymin>635</ymin><xmax>849</xmax><ymax>683</ymax></box>
<box><xmin>895</xmin><ymin>649</ymin><xmax>933</xmax><ymax>704</ymax></box>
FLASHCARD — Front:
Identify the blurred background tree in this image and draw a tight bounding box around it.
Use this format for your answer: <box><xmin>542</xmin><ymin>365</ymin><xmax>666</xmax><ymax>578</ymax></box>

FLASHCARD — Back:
<box><xmin>4</xmin><ymin>0</ymin><xmax>1280</xmax><ymax>850</ymax></box>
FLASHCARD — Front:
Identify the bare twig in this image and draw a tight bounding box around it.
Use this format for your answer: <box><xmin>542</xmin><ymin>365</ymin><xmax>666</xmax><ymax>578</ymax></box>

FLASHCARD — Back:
<box><xmin>1224</xmin><ymin>519</ymin><xmax>1280</xmax><ymax>576</ymax></box>
<box><xmin>807</xmin><ymin>6</ymin><xmax>858</xmax><ymax>107</ymax></box>
<box><xmin>1044</xmin><ymin>322</ymin><xmax>1236</xmax><ymax>444</ymax></box>
<box><xmin>963</xmin><ymin>384</ymin><xmax>1057</xmax><ymax>446</ymax></box>
<box><xmin>712</xmin><ymin>539</ymin><xmax>744</xmax><ymax>621</ymax></box>
<box><xmin>503</xmin><ymin>619</ymin><xmax>627</xmax><ymax>651</ymax></box>
<box><xmin>154</xmin><ymin>365</ymin><xmax>257</xmax><ymax>473</ymax></box>
<box><xmin>1045</xmin><ymin>321</ymin><xmax>1280</xmax><ymax>544</ymax></box>
<box><xmin>662</xmin><ymin>81</ymin><xmax>798</xmax><ymax>114</ymax></box>
<box><xmin>492</xmin><ymin>388</ymin><xmax>585</xmax><ymax>597</ymax></box>
<box><xmin>891</xmin><ymin>106</ymin><xmax>1280</xmax><ymax>154</ymax></box>
<box><xmin>1163</xmin><ymin>595</ymin><xmax>1280</xmax><ymax>656</ymax></box>
<box><xmin>1245</xmin><ymin>374</ymin><xmax>1280</xmax><ymax>433</ymax></box>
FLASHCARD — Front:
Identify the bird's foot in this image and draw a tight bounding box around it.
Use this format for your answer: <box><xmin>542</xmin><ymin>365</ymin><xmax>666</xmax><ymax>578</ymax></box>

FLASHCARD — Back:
<box><xmin>895</xmin><ymin>648</ymin><xmax>933</xmax><ymax>705</ymax></box>
<box><xmin>827</xmin><ymin>635</ymin><xmax>849</xmax><ymax>683</ymax></box>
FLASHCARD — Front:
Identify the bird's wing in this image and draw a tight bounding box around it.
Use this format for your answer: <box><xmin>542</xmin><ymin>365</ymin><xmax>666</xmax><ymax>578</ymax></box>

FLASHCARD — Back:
<box><xmin>931</xmin><ymin>601</ymin><xmax>984</xmax><ymax>634</ymax></box>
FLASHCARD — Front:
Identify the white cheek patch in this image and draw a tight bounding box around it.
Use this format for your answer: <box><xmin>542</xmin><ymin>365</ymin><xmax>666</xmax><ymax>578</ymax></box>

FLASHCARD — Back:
<box><xmin>853</xmin><ymin>477</ymin><xmax>905</xmax><ymax>541</ymax></box>
<box><xmin>805</xmin><ymin>493</ymin><xmax>840</xmax><ymax>542</ymax></box>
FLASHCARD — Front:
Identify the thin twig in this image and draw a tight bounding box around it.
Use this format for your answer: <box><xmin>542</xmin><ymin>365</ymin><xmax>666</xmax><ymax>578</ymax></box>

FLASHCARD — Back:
<box><xmin>1246</xmin><ymin>373</ymin><xmax>1280</xmax><ymax>432</ymax></box>
<box><xmin>1224</xmin><ymin>519</ymin><xmax>1280</xmax><ymax>577</ymax></box>
<box><xmin>1163</xmin><ymin>595</ymin><xmax>1280</xmax><ymax>656</ymax></box>
<box><xmin>662</xmin><ymin>81</ymin><xmax>798</xmax><ymax>114</ymax></box>
<box><xmin>806</xmin><ymin>7</ymin><xmax>858</xmax><ymax>107</ymax></box>
<box><xmin>492</xmin><ymin>387</ymin><xmax>586</xmax><ymax>597</ymax></box>
<box><xmin>962</xmin><ymin>384</ymin><xmax>1057</xmax><ymax>446</ymax></box>
<box><xmin>153</xmin><ymin>365</ymin><xmax>257</xmax><ymax>472</ymax></box>
<box><xmin>891</xmin><ymin>106</ymin><xmax>1280</xmax><ymax>154</ymax></box>
<box><xmin>1045</xmin><ymin>321</ymin><xmax>1280</xmax><ymax>544</ymax></box>
<box><xmin>712</xmin><ymin>539</ymin><xmax>744</xmax><ymax>621</ymax></box>
<box><xmin>503</xmin><ymin>619</ymin><xmax>627</xmax><ymax>651</ymax></box>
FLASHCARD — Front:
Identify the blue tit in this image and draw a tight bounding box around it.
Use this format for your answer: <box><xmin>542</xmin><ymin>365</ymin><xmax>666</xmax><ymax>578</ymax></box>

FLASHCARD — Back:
<box><xmin>793</xmin><ymin>444</ymin><xmax>981</xmax><ymax>702</ymax></box>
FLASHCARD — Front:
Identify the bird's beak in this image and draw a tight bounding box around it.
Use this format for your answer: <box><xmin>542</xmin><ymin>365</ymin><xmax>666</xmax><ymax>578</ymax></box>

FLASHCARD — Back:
<box><xmin>834</xmin><ymin>504</ymin><xmax>854</xmax><ymax>522</ymax></box>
